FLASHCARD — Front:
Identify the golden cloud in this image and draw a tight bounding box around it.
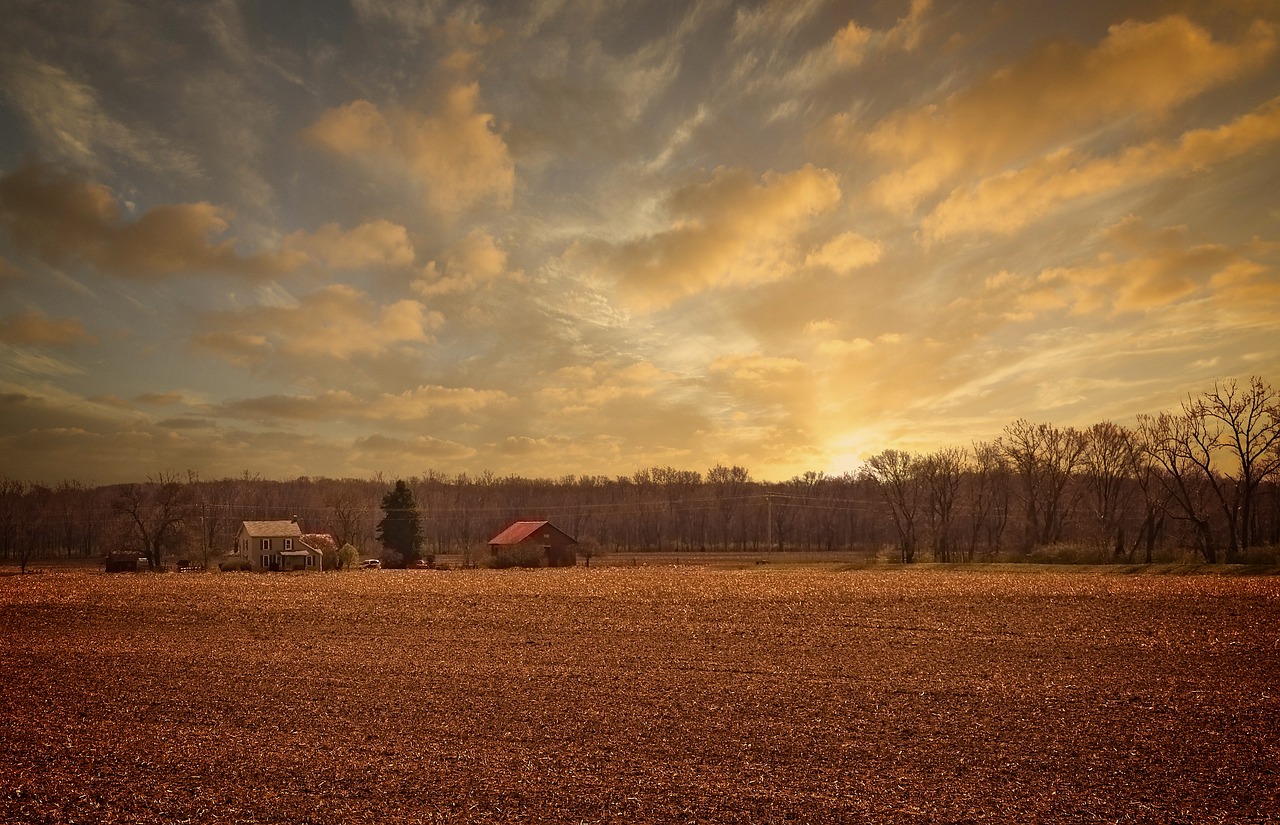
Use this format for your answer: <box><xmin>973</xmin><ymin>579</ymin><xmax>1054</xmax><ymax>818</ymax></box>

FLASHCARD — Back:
<box><xmin>412</xmin><ymin>229</ymin><xmax>518</xmax><ymax>296</ymax></box>
<box><xmin>0</xmin><ymin>311</ymin><xmax>94</xmax><ymax>346</ymax></box>
<box><xmin>986</xmin><ymin>217</ymin><xmax>1253</xmax><ymax>318</ymax></box>
<box><xmin>925</xmin><ymin>96</ymin><xmax>1280</xmax><ymax>239</ymax></box>
<box><xmin>607</xmin><ymin>164</ymin><xmax>841</xmax><ymax>310</ymax></box>
<box><xmin>804</xmin><ymin>231</ymin><xmax>883</xmax><ymax>273</ymax></box>
<box><xmin>0</xmin><ymin>160</ymin><xmax>302</xmax><ymax>279</ymax></box>
<box><xmin>351</xmin><ymin>433</ymin><xmax>478</xmax><ymax>462</ymax></box>
<box><xmin>302</xmin><ymin>83</ymin><xmax>515</xmax><ymax>215</ymax></box>
<box><xmin>864</xmin><ymin>15</ymin><xmax>1276</xmax><ymax>211</ymax></box>
<box><xmin>284</xmin><ymin>219</ymin><xmax>415</xmax><ymax>270</ymax></box>
<box><xmin>220</xmin><ymin>384</ymin><xmax>509</xmax><ymax>423</ymax></box>
<box><xmin>535</xmin><ymin>360</ymin><xmax>671</xmax><ymax>413</ymax></box>
<box><xmin>197</xmin><ymin>284</ymin><xmax>442</xmax><ymax>363</ymax></box>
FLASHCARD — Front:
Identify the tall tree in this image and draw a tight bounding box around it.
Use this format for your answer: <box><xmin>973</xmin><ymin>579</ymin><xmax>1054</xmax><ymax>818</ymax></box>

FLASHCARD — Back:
<box><xmin>1001</xmin><ymin>420</ymin><xmax>1087</xmax><ymax>550</ymax></box>
<box><xmin>113</xmin><ymin>471</ymin><xmax>191</xmax><ymax>569</ymax></box>
<box><xmin>1191</xmin><ymin>377</ymin><xmax>1280</xmax><ymax>556</ymax></box>
<box><xmin>376</xmin><ymin>479</ymin><xmax>423</xmax><ymax>567</ymax></box>
<box><xmin>864</xmin><ymin>450</ymin><xmax>922</xmax><ymax>563</ymax></box>
<box><xmin>966</xmin><ymin>441</ymin><xmax>1010</xmax><ymax>561</ymax></box>
<box><xmin>1137</xmin><ymin>411</ymin><xmax>1220</xmax><ymax>563</ymax></box>
<box><xmin>1082</xmin><ymin>422</ymin><xmax>1136</xmax><ymax>558</ymax></box>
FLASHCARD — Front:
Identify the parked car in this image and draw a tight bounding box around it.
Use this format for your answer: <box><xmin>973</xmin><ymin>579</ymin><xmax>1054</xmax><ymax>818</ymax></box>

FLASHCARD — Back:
<box><xmin>358</xmin><ymin>559</ymin><xmax>382</xmax><ymax>569</ymax></box>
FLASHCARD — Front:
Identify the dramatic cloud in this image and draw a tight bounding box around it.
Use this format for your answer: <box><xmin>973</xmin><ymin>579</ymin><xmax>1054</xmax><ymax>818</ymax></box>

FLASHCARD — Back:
<box><xmin>0</xmin><ymin>54</ymin><xmax>200</xmax><ymax>175</ymax></box>
<box><xmin>303</xmin><ymin>83</ymin><xmax>515</xmax><ymax>215</ymax></box>
<box><xmin>284</xmin><ymin>220</ymin><xmax>416</xmax><ymax>270</ymax></box>
<box><xmin>0</xmin><ymin>311</ymin><xmax>94</xmax><ymax>346</ymax></box>
<box><xmin>0</xmin><ymin>2</ymin><xmax>1276</xmax><ymax>484</ymax></box>
<box><xmin>924</xmin><ymin>96</ymin><xmax>1280</xmax><ymax>239</ymax></box>
<box><xmin>413</xmin><ymin>229</ymin><xmax>518</xmax><ymax>296</ymax></box>
<box><xmin>0</xmin><ymin>161</ymin><xmax>301</xmax><ymax>279</ymax></box>
<box><xmin>197</xmin><ymin>285</ymin><xmax>442</xmax><ymax>364</ymax></box>
<box><xmin>863</xmin><ymin>14</ymin><xmax>1277</xmax><ymax>211</ymax></box>
<box><xmin>603</xmin><ymin>165</ymin><xmax>841</xmax><ymax>310</ymax></box>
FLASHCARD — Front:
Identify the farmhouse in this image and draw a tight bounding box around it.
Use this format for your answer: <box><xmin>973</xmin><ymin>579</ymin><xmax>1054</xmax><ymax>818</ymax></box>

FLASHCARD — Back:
<box><xmin>488</xmin><ymin>520</ymin><xmax>578</xmax><ymax>566</ymax></box>
<box><xmin>235</xmin><ymin>520</ymin><xmax>326</xmax><ymax>571</ymax></box>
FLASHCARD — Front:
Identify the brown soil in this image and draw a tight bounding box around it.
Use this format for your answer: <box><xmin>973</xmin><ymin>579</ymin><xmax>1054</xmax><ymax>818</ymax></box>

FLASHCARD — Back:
<box><xmin>2</xmin><ymin>568</ymin><xmax>1278</xmax><ymax>823</ymax></box>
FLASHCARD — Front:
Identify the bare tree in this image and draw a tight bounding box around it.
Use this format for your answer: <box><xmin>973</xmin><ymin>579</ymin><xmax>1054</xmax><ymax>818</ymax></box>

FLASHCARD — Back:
<box><xmin>864</xmin><ymin>450</ymin><xmax>922</xmax><ymax>563</ymax></box>
<box><xmin>1001</xmin><ymin>420</ymin><xmax>1087</xmax><ymax>551</ymax></box>
<box><xmin>1081</xmin><ymin>422</ymin><xmax>1136</xmax><ymax>559</ymax></box>
<box><xmin>1137</xmin><ymin>411</ymin><xmax>1220</xmax><ymax>563</ymax></box>
<box><xmin>113</xmin><ymin>471</ymin><xmax>192</xmax><ymax>569</ymax></box>
<box><xmin>707</xmin><ymin>464</ymin><xmax>750</xmax><ymax>550</ymax></box>
<box><xmin>1129</xmin><ymin>436</ymin><xmax>1170</xmax><ymax>564</ymax></box>
<box><xmin>0</xmin><ymin>478</ymin><xmax>25</xmax><ymax>562</ymax></box>
<box><xmin>921</xmin><ymin>447</ymin><xmax>967</xmax><ymax>562</ymax></box>
<box><xmin>16</xmin><ymin>483</ymin><xmax>52</xmax><ymax>573</ymax></box>
<box><xmin>966</xmin><ymin>441</ymin><xmax>1010</xmax><ymax>561</ymax></box>
<box><xmin>1191</xmin><ymin>377</ymin><xmax>1280</xmax><ymax>556</ymax></box>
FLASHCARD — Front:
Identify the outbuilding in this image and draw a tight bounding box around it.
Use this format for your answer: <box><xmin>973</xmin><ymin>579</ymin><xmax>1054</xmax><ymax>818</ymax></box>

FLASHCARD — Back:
<box><xmin>487</xmin><ymin>520</ymin><xmax>578</xmax><ymax>567</ymax></box>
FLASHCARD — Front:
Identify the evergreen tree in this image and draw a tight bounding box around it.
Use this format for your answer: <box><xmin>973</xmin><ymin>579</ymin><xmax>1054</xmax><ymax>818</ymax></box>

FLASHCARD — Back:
<box><xmin>376</xmin><ymin>480</ymin><xmax>423</xmax><ymax>567</ymax></box>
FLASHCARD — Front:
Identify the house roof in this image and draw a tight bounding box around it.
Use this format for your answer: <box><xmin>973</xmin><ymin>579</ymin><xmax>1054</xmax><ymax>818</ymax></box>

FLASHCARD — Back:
<box><xmin>488</xmin><ymin>520</ymin><xmax>576</xmax><ymax>546</ymax></box>
<box><xmin>241</xmin><ymin>520</ymin><xmax>303</xmax><ymax>538</ymax></box>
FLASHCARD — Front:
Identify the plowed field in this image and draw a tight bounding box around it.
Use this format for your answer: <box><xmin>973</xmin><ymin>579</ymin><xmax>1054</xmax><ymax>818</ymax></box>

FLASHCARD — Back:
<box><xmin>2</xmin><ymin>568</ymin><xmax>1278</xmax><ymax>823</ymax></box>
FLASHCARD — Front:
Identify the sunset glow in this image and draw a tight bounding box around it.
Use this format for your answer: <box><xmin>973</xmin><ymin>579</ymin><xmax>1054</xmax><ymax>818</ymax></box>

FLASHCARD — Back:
<box><xmin>1</xmin><ymin>1</ymin><xmax>1277</xmax><ymax>483</ymax></box>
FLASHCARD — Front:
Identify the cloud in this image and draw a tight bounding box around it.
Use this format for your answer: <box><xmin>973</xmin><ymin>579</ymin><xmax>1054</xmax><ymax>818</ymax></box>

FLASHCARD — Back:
<box><xmin>815</xmin><ymin>332</ymin><xmax>904</xmax><ymax>357</ymax></box>
<box><xmin>988</xmin><ymin>217</ymin><xmax>1253</xmax><ymax>318</ymax></box>
<box><xmin>219</xmin><ymin>384</ymin><xmax>509</xmax><ymax>424</ymax></box>
<box><xmin>0</xmin><ymin>53</ymin><xmax>200</xmax><ymax>176</ymax></box>
<box><xmin>352</xmin><ymin>433</ymin><xmax>478</xmax><ymax>462</ymax></box>
<box><xmin>535</xmin><ymin>360</ymin><xmax>671</xmax><ymax>413</ymax></box>
<box><xmin>284</xmin><ymin>219</ymin><xmax>415</xmax><ymax>270</ymax></box>
<box><xmin>719</xmin><ymin>0</ymin><xmax>934</xmax><ymax>116</ymax></box>
<box><xmin>924</xmin><ymin>96</ymin><xmax>1280</xmax><ymax>239</ymax></box>
<box><xmin>833</xmin><ymin>0</ymin><xmax>932</xmax><ymax>66</ymax></box>
<box><xmin>196</xmin><ymin>284</ymin><xmax>442</xmax><ymax>364</ymax></box>
<box><xmin>599</xmin><ymin>164</ymin><xmax>840</xmax><ymax>310</ymax></box>
<box><xmin>0</xmin><ymin>311</ymin><xmax>94</xmax><ymax>346</ymax></box>
<box><xmin>302</xmin><ymin>83</ymin><xmax>515</xmax><ymax>215</ymax></box>
<box><xmin>0</xmin><ymin>160</ymin><xmax>302</xmax><ymax>279</ymax></box>
<box><xmin>412</xmin><ymin>229</ymin><xmax>520</xmax><ymax>296</ymax></box>
<box><xmin>804</xmin><ymin>231</ymin><xmax>882</xmax><ymax>273</ymax></box>
<box><xmin>862</xmin><ymin>15</ymin><xmax>1277</xmax><ymax>211</ymax></box>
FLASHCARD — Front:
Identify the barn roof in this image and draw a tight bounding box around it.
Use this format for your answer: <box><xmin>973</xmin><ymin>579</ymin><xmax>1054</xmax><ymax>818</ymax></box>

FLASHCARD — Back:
<box><xmin>241</xmin><ymin>520</ymin><xmax>303</xmax><ymax>538</ymax></box>
<box><xmin>488</xmin><ymin>520</ymin><xmax>576</xmax><ymax>546</ymax></box>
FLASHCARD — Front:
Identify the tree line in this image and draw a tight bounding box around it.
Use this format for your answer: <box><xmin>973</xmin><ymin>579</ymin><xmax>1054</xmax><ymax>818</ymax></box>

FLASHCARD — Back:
<box><xmin>1</xmin><ymin>377</ymin><xmax>1277</xmax><ymax>569</ymax></box>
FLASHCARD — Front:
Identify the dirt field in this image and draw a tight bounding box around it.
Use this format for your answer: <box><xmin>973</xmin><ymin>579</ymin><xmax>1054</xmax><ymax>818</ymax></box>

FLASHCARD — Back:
<box><xmin>2</xmin><ymin>567</ymin><xmax>1278</xmax><ymax>824</ymax></box>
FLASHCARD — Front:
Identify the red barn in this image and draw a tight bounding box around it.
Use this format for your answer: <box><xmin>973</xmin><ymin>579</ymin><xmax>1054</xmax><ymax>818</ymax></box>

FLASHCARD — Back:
<box><xmin>488</xmin><ymin>520</ymin><xmax>578</xmax><ymax>567</ymax></box>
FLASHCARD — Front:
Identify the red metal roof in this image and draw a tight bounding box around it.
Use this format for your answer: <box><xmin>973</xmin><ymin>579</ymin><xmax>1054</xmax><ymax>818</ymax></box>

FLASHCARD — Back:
<box><xmin>488</xmin><ymin>520</ymin><xmax>551</xmax><ymax>545</ymax></box>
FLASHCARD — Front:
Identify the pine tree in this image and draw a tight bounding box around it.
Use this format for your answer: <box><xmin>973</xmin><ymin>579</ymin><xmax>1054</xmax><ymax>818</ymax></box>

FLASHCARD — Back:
<box><xmin>375</xmin><ymin>480</ymin><xmax>423</xmax><ymax>567</ymax></box>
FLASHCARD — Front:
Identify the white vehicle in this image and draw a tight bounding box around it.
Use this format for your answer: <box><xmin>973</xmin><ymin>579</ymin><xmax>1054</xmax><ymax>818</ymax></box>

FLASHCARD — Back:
<box><xmin>358</xmin><ymin>558</ymin><xmax>382</xmax><ymax>569</ymax></box>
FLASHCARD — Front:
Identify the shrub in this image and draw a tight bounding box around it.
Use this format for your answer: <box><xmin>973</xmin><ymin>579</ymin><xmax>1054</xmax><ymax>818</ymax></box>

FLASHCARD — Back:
<box><xmin>218</xmin><ymin>558</ymin><xmax>253</xmax><ymax>572</ymax></box>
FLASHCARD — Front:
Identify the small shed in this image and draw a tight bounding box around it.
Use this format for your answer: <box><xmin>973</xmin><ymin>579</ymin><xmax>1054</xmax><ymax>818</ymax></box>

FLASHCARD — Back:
<box><xmin>488</xmin><ymin>520</ymin><xmax>578</xmax><ymax>567</ymax></box>
<box><xmin>105</xmin><ymin>552</ymin><xmax>147</xmax><ymax>573</ymax></box>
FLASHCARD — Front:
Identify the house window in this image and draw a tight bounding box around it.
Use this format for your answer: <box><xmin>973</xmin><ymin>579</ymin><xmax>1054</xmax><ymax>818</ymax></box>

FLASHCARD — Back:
<box><xmin>261</xmin><ymin>554</ymin><xmax>269</xmax><ymax>568</ymax></box>
<box><xmin>305</xmin><ymin>555</ymin><xmax>313</xmax><ymax>567</ymax></box>
<box><xmin>261</xmin><ymin>538</ymin><xmax>271</xmax><ymax>551</ymax></box>
<box><xmin>284</xmin><ymin>538</ymin><xmax>293</xmax><ymax>551</ymax></box>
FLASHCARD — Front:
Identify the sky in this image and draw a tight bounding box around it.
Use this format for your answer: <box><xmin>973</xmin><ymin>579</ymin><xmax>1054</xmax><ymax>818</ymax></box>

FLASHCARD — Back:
<box><xmin>0</xmin><ymin>0</ymin><xmax>1278</xmax><ymax>485</ymax></box>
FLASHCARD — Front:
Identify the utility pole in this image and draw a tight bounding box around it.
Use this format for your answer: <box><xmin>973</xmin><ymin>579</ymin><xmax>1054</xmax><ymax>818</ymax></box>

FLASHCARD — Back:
<box><xmin>766</xmin><ymin>495</ymin><xmax>771</xmax><ymax>551</ymax></box>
